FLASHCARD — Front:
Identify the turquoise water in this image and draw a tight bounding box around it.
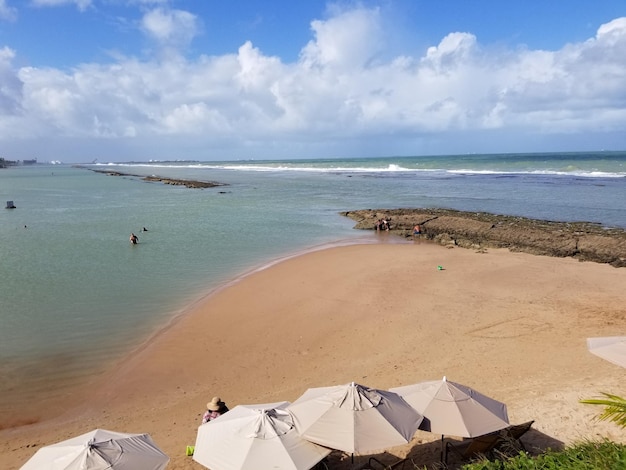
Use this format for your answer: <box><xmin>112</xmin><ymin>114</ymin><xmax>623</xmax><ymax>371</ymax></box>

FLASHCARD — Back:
<box><xmin>1</xmin><ymin>151</ymin><xmax>625</xmax><ymax>416</ymax></box>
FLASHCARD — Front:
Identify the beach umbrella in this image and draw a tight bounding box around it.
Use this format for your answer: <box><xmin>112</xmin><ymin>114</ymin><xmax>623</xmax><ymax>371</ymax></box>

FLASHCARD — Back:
<box><xmin>20</xmin><ymin>429</ymin><xmax>169</xmax><ymax>470</ymax></box>
<box><xmin>390</xmin><ymin>377</ymin><xmax>509</xmax><ymax>461</ymax></box>
<box><xmin>287</xmin><ymin>382</ymin><xmax>423</xmax><ymax>456</ymax></box>
<box><xmin>587</xmin><ymin>336</ymin><xmax>626</xmax><ymax>368</ymax></box>
<box><xmin>193</xmin><ymin>401</ymin><xmax>331</xmax><ymax>470</ymax></box>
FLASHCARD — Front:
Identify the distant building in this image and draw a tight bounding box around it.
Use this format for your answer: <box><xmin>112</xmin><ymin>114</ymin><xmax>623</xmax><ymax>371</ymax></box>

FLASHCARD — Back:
<box><xmin>0</xmin><ymin>158</ymin><xmax>17</xmax><ymax>168</ymax></box>
<box><xmin>1</xmin><ymin>157</ymin><xmax>34</xmax><ymax>167</ymax></box>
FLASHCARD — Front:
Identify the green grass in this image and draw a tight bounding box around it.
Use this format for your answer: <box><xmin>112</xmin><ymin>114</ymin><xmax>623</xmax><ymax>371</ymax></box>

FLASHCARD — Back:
<box><xmin>456</xmin><ymin>440</ymin><xmax>626</xmax><ymax>470</ymax></box>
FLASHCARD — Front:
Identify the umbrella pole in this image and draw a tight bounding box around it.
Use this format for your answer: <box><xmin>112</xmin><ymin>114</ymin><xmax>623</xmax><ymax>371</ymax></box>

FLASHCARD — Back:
<box><xmin>440</xmin><ymin>434</ymin><xmax>444</xmax><ymax>463</ymax></box>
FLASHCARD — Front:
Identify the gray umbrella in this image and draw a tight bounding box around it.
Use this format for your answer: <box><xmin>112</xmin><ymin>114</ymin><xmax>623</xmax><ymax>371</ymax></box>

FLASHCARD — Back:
<box><xmin>193</xmin><ymin>401</ymin><xmax>331</xmax><ymax>470</ymax></box>
<box><xmin>287</xmin><ymin>381</ymin><xmax>423</xmax><ymax>456</ymax></box>
<box><xmin>391</xmin><ymin>377</ymin><xmax>509</xmax><ymax>461</ymax></box>
<box><xmin>20</xmin><ymin>429</ymin><xmax>169</xmax><ymax>470</ymax></box>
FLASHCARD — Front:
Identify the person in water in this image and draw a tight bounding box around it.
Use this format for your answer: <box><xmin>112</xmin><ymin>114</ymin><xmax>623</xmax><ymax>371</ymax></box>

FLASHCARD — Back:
<box><xmin>130</xmin><ymin>233</ymin><xmax>138</xmax><ymax>244</ymax></box>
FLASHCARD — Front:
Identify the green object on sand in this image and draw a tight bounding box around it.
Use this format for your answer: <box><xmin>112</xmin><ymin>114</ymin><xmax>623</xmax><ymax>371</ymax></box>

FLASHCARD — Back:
<box><xmin>437</xmin><ymin>265</ymin><xmax>443</xmax><ymax>270</ymax></box>
<box><xmin>186</xmin><ymin>445</ymin><xmax>195</xmax><ymax>456</ymax></box>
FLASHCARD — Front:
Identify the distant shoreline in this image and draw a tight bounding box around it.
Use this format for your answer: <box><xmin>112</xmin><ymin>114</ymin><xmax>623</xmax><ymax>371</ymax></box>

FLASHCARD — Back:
<box><xmin>342</xmin><ymin>208</ymin><xmax>626</xmax><ymax>267</ymax></box>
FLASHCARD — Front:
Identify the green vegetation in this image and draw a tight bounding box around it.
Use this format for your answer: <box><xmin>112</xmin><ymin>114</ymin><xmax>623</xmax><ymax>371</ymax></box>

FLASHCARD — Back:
<box><xmin>456</xmin><ymin>440</ymin><xmax>626</xmax><ymax>470</ymax></box>
<box><xmin>440</xmin><ymin>395</ymin><xmax>626</xmax><ymax>470</ymax></box>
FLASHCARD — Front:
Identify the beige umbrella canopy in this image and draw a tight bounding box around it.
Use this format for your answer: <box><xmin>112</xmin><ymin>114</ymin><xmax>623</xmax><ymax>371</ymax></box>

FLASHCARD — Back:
<box><xmin>390</xmin><ymin>377</ymin><xmax>509</xmax><ymax>461</ymax></box>
<box><xmin>587</xmin><ymin>336</ymin><xmax>626</xmax><ymax>368</ymax></box>
<box><xmin>287</xmin><ymin>382</ymin><xmax>423</xmax><ymax>456</ymax></box>
<box><xmin>20</xmin><ymin>429</ymin><xmax>169</xmax><ymax>470</ymax></box>
<box><xmin>193</xmin><ymin>401</ymin><xmax>331</xmax><ymax>470</ymax></box>
<box><xmin>391</xmin><ymin>377</ymin><xmax>509</xmax><ymax>437</ymax></box>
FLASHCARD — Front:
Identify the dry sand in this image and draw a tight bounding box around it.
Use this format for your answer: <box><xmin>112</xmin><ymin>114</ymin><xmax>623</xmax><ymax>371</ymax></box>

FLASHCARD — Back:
<box><xmin>2</xmin><ymin>240</ymin><xmax>625</xmax><ymax>469</ymax></box>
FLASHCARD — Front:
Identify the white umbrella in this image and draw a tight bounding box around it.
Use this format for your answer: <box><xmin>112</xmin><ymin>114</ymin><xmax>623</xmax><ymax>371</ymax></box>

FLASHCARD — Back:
<box><xmin>391</xmin><ymin>377</ymin><xmax>509</xmax><ymax>461</ymax></box>
<box><xmin>391</xmin><ymin>377</ymin><xmax>509</xmax><ymax>437</ymax></box>
<box><xmin>287</xmin><ymin>382</ymin><xmax>423</xmax><ymax>455</ymax></box>
<box><xmin>587</xmin><ymin>336</ymin><xmax>626</xmax><ymax>368</ymax></box>
<box><xmin>20</xmin><ymin>429</ymin><xmax>169</xmax><ymax>470</ymax></box>
<box><xmin>193</xmin><ymin>401</ymin><xmax>331</xmax><ymax>470</ymax></box>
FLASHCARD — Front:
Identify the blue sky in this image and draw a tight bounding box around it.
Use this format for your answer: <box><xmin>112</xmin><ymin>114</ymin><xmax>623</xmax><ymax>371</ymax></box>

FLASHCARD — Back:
<box><xmin>0</xmin><ymin>0</ymin><xmax>625</xmax><ymax>163</ymax></box>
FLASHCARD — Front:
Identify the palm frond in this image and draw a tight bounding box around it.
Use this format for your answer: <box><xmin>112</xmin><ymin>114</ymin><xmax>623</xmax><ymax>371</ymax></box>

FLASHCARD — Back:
<box><xmin>580</xmin><ymin>392</ymin><xmax>626</xmax><ymax>428</ymax></box>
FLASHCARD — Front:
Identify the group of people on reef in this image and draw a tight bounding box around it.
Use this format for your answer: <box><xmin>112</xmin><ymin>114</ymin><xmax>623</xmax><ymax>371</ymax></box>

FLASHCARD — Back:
<box><xmin>373</xmin><ymin>217</ymin><xmax>424</xmax><ymax>237</ymax></box>
<box><xmin>375</xmin><ymin>218</ymin><xmax>391</xmax><ymax>231</ymax></box>
<box><xmin>201</xmin><ymin>396</ymin><xmax>229</xmax><ymax>424</ymax></box>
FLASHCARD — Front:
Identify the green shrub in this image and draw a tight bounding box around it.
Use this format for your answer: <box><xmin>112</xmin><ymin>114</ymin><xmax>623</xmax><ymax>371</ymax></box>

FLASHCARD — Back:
<box><xmin>458</xmin><ymin>440</ymin><xmax>626</xmax><ymax>470</ymax></box>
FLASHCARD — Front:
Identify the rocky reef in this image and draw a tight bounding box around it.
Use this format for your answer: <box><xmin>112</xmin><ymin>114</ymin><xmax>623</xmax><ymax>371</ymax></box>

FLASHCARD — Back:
<box><xmin>341</xmin><ymin>208</ymin><xmax>626</xmax><ymax>268</ymax></box>
<box><xmin>141</xmin><ymin>175</ymin><xmax>225</xmax><ymax>188</ymax></box>
<box><xmin>83</xmin><ymin>168</ymin><xmax>226</xmax><ymax>189</ymax></box>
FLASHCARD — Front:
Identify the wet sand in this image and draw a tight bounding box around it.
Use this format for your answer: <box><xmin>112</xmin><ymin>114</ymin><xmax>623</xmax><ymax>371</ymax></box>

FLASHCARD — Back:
<box><xmin>2</xmin><ymin>241</ymin><xmax>625</xmax><ymax>469</ymax></box>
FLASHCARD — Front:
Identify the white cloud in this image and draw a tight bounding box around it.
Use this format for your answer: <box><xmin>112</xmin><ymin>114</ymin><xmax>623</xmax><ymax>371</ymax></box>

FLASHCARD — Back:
<box><xmin>30</xmin><ymin>0</ymin><xmax>92</xmax><ymax>12</ymax></box>
<box><xmin>133</xmin><ymin>0</ymin><xmax>169</xmax><ymax>4</ymax></box>
<box><xmin>1</xmin><ymin>6</ymin><xmax>626</xmax><ymax>160</ymax></box>
<box><xmin>596</xmin><ymin>17</ymin><xmax>626</xmax><ymax>45</ymax></box>
<box><xmin>300</xmin><ymin>6</ymin><xmax>383</xmax><ymax>70</ymax></box>
<box><xmin>490</xmin><ymin>17</ymin><xmax>626</xmax><ymax>133</ymax></box>
<box><xmin>0</xmin><ymin>46</ymin><xmax>22</xmax><ymax>114</ymax></box>
<box><xmin>422</xmin><ymin>32</ymin><xmax>477</xmax><ymax>72</ymax></box>
<box><xmin>0</xmin><ymin>0</ymin><xmax>17</xmax><ymax>21</ymax></box>
<box><xmin>140</xmin><ymin>7</ymin><xmax>200</xmax><ymax>53</ymax></box>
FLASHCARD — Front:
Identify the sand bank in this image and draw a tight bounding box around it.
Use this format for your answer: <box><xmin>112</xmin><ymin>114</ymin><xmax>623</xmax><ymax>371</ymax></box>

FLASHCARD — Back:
<box><xmin>2</xmin><ymin>241</ymin><xmax>625</xmax><ymax>469</ymax></box>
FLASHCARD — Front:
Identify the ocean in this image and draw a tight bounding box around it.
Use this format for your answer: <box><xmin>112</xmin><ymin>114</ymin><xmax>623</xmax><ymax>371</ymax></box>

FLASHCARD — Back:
<box><xmin>1</xmin><ymin>151</ymin><xmax>625</xmax><ymax>422</ymax></box>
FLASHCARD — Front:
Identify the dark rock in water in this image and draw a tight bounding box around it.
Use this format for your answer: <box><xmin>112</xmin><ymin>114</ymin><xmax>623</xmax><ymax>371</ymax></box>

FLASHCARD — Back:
<box><xmin>81</xmin><ymin>167</ymin><xmax>227</xmax><ymax>189</ymax></box>
<box><xmin>142</xmin><ymin>175</ymin><xmax>224</xmax><ymax>188</ymax></box>
<box><xmin>341</xmin><ymin>208</ymin><xmax>626</xmax><ymax>268</ymax></box>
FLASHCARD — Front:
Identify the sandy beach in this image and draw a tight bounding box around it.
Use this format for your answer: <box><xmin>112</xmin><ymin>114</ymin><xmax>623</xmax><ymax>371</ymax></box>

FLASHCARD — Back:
<box><xmin>2</xmin><ymin>240</ymin><xmax>625</xmax><ymax>469</ymax></box>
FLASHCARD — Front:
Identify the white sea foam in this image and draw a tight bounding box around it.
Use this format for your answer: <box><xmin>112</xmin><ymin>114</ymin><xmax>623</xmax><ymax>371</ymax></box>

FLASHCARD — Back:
<box><xmin>96</xmin><ymin>160</ymin><xmax>625</xmax><ymax>178</ymax></box>
<box><xmin>448</xmin><ymin>169</ymin><xmax>625</xmax><ymax>178</ymax></box>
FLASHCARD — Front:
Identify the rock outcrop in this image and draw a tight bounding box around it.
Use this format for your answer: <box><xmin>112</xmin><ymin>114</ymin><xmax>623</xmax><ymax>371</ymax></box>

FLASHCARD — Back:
<box><xmin>341</xmin><ymin>208</ymin><xmax>626</xmax><ymax>268</ymax></box>
<box><xmin>83</xmin><ymin>168</ymin><xmax>226</xmax><ymax>189</ymax></box>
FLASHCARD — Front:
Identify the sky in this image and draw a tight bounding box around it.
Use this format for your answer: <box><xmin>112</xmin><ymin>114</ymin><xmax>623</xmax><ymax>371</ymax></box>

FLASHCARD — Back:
<box><xmin>0</xmin><ymin>0</ymin><xmax>625</xmax><ymax>163</ymax></box>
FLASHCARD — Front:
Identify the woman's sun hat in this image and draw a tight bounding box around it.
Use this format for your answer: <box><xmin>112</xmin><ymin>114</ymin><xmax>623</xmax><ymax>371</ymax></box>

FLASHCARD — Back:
<box><xmin>207</xmin><ymin>396</ymin><xmax>222</xmax><ymax>411</ymax></box>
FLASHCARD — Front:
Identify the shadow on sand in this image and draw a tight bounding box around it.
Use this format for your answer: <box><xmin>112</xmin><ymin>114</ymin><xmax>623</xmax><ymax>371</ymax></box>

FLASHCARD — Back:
<box><xmin>317</xmin><ymin>427</ymin><xmax>564</xmax><ymax>469</ymax></box>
